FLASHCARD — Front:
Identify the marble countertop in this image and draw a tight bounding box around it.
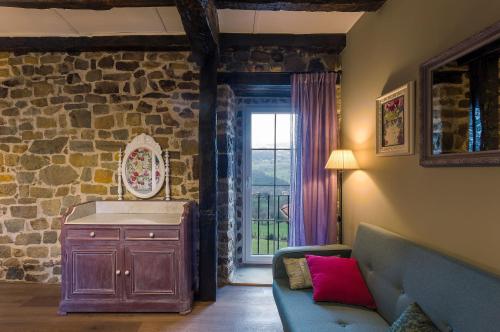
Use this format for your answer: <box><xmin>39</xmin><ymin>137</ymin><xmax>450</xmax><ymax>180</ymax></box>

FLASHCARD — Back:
<box><xmin>66</xmin><ymin>213</ymin><xmax>182</xmax><ymax>225</ymax></box>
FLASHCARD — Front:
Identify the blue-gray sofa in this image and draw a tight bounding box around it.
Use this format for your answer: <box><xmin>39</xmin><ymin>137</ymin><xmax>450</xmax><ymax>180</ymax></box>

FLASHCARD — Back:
<box><xmin>272</xmin><ymin>223</ymin><xmax>500</xmax><ymax>332</ymax></box>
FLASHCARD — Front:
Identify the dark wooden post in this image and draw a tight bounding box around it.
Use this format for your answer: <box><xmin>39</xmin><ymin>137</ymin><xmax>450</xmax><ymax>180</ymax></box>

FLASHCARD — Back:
<box><xmin>176</xmin><ymin>0</ymin><xmax>220</xmax><ymax>301</ymax></box>
<box><xmin>197</xmin><ymin>52</ymin><xmax>218</xmax><ymax>301</ymax></box>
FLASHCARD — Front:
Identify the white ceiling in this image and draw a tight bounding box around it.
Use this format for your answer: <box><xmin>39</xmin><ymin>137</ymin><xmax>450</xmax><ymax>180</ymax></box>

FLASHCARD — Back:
<box><xmin>0</xmin><ymin>7</ymin><xmax>185</xmax><ymax>36</ymax></box>
<box><xmin>0</xmin><ymin>6</ymin><xmax>364</xmax><ymax>37</ymax></box>
<box><xmin>218</xmin><ymin>10</ymin><xmax>364</xmax><ymax>34</ymax></box>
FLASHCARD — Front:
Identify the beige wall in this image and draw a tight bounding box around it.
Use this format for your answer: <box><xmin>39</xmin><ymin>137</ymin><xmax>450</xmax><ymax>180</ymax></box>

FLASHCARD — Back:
<box><xmin>341</xmin><ymin>0</ymin><xmax>500</xmax><ymax>275</ymax></box>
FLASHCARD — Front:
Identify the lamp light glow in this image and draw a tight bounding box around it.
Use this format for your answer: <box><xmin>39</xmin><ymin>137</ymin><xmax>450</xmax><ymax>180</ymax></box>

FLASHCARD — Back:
<box><xmin>325</xmin><ymin>149</ymin><xmax>359</xmax><ymax>170</ymax></box>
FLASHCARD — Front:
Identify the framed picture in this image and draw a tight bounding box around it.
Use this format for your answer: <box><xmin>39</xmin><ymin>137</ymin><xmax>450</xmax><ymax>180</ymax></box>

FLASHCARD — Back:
<box><xmin>376</xmin><ymin>82</ymin><xmax>415</xmax><ymax>156</ymax></box>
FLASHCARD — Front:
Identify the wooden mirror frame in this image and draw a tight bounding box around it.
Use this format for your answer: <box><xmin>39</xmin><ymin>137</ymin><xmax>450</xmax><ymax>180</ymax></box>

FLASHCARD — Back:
<box><xmin>121</xmin><ymin>134</ymin><xmax>165</xmax><ymax>199</ymax></box>
<box><xmin>420</xmin><ymin>21</ymin><xmax>500</xmax><ymax>167</ymax></box>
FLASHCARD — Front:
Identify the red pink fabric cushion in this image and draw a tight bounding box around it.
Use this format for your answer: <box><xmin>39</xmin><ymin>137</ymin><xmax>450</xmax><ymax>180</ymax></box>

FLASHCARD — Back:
<box><xmin>305</xmin><ymin>255</ymin><xmax>376</xmax><ymax>309</ymax></box>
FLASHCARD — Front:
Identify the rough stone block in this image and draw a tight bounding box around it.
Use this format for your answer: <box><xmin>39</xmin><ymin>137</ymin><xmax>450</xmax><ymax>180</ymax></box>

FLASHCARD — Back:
<box><xmin>15</xmin><ymin>233</ymin><xmax>41</xmax><ymax>245</ymax></box>
<box><xmin>39</xmin><ymin>165</ymin><xmax>78</xmax><ymax>185</ymax></box>
<box><xmin>10</xmin><ymin>206</ymin><xmax>37</xmax><ymax>219</ymax></box>
<box><xmin>5</xmin><ymin>219</ymin><xmax>25</xmax><ymax>232</ymax></box>
<box><xmin>69</xmin><ymin>153</ymin><xmax>98</xmax><ymax>167</ymax></box>
<box><xmin>27</xmin><ymin>246</ymin><xmax>49</xmax><ymax>258</ymax></box>
<box><xmin>63</xmin><ymin>83</ymin><xmax>91</xmax><ymax>94</ymax></box>
<box><xmin>30</xmin><ymin>218</ymin><xmax>49</xmax><ymax>230</ymax></box>
<box><xmin>0</xmin><ymin>183</ymin><xmax>16</xmax><ymax>196</ymax></box>
<box><xmin>116</xmin><ymin>61</ymin><xmax>139</xmax><ymax>71</ymax></box>
<box><xmin>69</xmin><ymin>109</ymin><xmax>92</xmax><ymax>128</ymax></box>
<box><xmin>43</xmin><ymin>231</ymin><xmax>58</xmax><ymax>244</ymax></box>
<box><xmin>81</xmin><ymin>184</ymin><xmax>107</xmax><ymax>195</ymax></box>
<box><xmin>94</xmin><ymin>169</ymin><xmax>113</xmax><ymax>184</ymax></box>
<box><xmin>95</xmin><ymin>115</ymin><xmax>115</xmax><ymax>129</ymax></box>
<box><xmin>6</xmin><ymin>267</ymin><xmax>24</xmax><ymax>280</ymax></box>
<box><xmin>29</xmin><ymin>137</ymin><xmax>68</xmax><ymax>154</ymax></box>
<box><xmin>30</xmin><ymin>187</ymin><xmax>53</xmax><ymax>198</ymax></box>
<box><xmin>94</xmin><ymin>81</ymin><xmax>119</xmax><ymax>94</ymax></box>
<box><xmin>41</xmin><ymin>199</ymin><xmax>61</xmax><ymax>216</ymax></box>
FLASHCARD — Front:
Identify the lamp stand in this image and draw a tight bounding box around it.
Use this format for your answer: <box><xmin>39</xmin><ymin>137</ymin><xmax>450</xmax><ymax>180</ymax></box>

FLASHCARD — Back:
<box><xmin>337</xmin><ymin>170</ymin><xmax>343</xmax><ymax>244</ymax></box>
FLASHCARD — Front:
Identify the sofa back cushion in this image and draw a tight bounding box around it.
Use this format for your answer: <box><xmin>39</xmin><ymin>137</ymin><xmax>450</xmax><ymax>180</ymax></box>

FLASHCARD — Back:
<box><xmin>352</xmin><ymin>223</ymin><xmax>500</xmax><ymax>332</ymax></box>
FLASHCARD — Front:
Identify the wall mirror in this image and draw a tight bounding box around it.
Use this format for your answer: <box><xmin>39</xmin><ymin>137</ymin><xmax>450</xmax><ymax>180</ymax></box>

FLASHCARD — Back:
<box><xmin>420</xmin><ymin>22</ymin><xmax>500</xmax><ymax>166</ymax></box>
<box><xmin>121</xmin><ymin>134</ymin><xmax>165</xmax><ymax>199</ymax></box>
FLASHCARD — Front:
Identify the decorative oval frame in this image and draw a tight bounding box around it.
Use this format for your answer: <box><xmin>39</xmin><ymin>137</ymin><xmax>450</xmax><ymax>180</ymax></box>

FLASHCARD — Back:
<box><xmin>121</xmin><ymin>134</ymin><xmax>165</xmax><ymax>199</ymax></box>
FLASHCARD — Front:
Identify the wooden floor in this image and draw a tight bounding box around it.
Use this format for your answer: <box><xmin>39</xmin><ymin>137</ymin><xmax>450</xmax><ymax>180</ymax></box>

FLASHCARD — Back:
<box><xmin>231</xmin><ymin>265</ymin><xmax>273</xmax><ymax>286</ymax></box>
<box><xmin>0</xmin><ymin>282</ymin><xmax>283</xmax><ymax>332</ymax></box>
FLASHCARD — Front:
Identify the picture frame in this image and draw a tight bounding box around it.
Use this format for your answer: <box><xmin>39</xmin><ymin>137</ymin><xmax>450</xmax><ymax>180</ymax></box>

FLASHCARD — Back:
<box><xmin>376</xmin><ymin>81</ymin><xmax>415</xmax><ymax>156</ymax></box>
<box><xmin>120</xmin><ymin>133</ymin><xmax>165</xmax><ymax>199</ymax></box>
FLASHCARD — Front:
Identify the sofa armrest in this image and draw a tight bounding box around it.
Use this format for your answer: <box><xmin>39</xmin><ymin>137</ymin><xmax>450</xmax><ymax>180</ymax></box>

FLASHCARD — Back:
<box><xmin>272</xmin><ymin>244</ymin><xmax>352</xmax><ymax>279</ymax></box>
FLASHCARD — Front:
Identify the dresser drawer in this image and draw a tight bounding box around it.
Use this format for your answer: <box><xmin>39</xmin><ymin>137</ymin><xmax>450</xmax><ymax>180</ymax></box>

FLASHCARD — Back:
<box><xmin>66</xmin><ymin>228</ymin><xmax>120</xmax><ymax>241</ymax></box>
<box><xmin>125</xmin><ymin>228</ymin><xmax>179</xmax><ymax>241</ymax></box>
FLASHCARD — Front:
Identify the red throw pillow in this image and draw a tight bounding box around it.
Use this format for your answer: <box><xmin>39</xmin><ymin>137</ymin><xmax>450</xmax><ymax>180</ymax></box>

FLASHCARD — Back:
<box><xmin>305</xmin><ymin>255</ymin><xmax>376</xmax><ymax>309</ymax></box>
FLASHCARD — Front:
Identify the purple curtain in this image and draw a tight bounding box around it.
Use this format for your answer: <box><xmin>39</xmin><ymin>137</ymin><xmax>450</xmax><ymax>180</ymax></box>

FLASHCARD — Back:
<box><xmin>289</xmin><ymin>72</ymin><xmax>338</xmax><ymax>246</ymax></box>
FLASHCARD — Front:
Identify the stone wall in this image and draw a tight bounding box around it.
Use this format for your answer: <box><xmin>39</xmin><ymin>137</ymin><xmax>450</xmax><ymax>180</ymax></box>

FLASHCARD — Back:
<box><xmin>216</xmin><ymin>85</ymin><xmax>236</xmax><ymax>285</ymax></box>
<box><xmin>0</xmin><ymin>51</ymin><xmax>199</xmax><ymax>283</ymax></box>
<box><xmin>220</xmin><ymin>46</ymin><xmax>340</xmax><ymax>72</ymax></box>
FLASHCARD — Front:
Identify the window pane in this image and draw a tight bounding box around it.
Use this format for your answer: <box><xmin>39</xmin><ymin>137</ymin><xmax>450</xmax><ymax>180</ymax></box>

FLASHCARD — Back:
<box><xmin>252</xmin><ymin>150</ymin><xmax>274</xmax><ymax>185</ymax></box>
<box><xmin>252</xmin><ymin>113</ymin><xmax>275</xmax><ymax>148</ymax></box>
<box><xmin>251</xmin><ymin>191</ymin><xmax>272</xmax><ymax>220</ymax></box>
<box><xmin>275</xmin><ymin>150</ymin><xmax>291</xmax><ymax>185</ymax></box>
<box><xmin>276</xmin><ymin>113</ymin><xmax>291</xmax><ymax>148</ymax></box>
<box><xmin>275</xmin><ymin>186</ymin><xmax>290</xmax><ymax>221</ymax></box>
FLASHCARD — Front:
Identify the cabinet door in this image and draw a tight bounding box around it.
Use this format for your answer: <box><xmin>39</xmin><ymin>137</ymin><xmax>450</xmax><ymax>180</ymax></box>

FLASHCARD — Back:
<box><xmin>66</xmin><ymin>244</ymin><xmax>122</xmax><ymax>300</ymax></box>
<box><xmin>124</xmin><ymin>244</ymin><xmax>178</xmax><ymax>300</ymax></box>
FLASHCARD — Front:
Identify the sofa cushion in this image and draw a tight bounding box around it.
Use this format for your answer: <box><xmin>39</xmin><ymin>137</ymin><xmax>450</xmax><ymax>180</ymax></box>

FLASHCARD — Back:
<box><xmin>283</xmin><ymin>257</ymin><xmax>312</xmax><ymax>289</ymax></box>
<box><xmin>352</xmin><ymin>223</ymin><xmax>500</xmax><ymax>332</ymax></box>
<box><xmin>306</xmin><ymin>255</ymin><xmax>376</xmax><ymax>308</ymax></box>
<box><xmin>388</xmin><ymin>303</ymin><xmax>440</xmax><ymax>332</ymax></box>
<box><xmin>273</xmin><ymin>278</ymin><xmax>389</xmax><ymax>332</ymax></box>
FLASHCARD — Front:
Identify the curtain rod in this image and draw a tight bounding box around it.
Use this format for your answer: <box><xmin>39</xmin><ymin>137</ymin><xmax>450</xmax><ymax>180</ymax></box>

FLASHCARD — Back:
<box><xmin>291</xmin><ymin>70</ymin><xmax>342</xmax><ymax>75</ymax></box>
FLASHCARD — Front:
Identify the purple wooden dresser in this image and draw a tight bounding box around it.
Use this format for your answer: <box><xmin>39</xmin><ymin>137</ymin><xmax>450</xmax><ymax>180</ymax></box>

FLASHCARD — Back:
<box><xmin>58</xmin><ymin>200</ymin><xmax>196</xmax><ymax>315</ymax></box>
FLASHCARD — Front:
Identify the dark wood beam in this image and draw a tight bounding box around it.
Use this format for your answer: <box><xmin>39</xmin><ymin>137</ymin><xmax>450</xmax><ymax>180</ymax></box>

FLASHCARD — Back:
<box><xmin>218</xmin><ymin>72</ymin><xmax>341</xmax><ymax>85</ymax></box>
<box><xmin>0</xmin><ymin>0</ymin><xmax>176</xmax><ymax>9</ymax></box>
<box><xmin>176</xmin><ymin>0</ymin><xmax>219</xmax><ymax>302</ymax></box>
<box><xmin>218</xmin><ymin>72</ymin><xmax>291</xmax><ymax>85</ymax></box>
<box><xmin>0</xmin><ymin>0</ymin><xmax>385</xmax><ymax>11</ymax></box>
<box><xmin>215</xmin><ymin>0</ymin><xmax>386</xmax><ymax>11</ymax></box>
<box><xmin>176</xmin><ymin>0</ymin><xmax>219</xmax><ymax>62</ymax></box>
<box><xmin>230</xmin><ymin>85</ymin><xmax>291</xmax><ymax>98</ymax></box>
<box><xmin>0</xmin><ymin>35</ymin><xmax>190</xmax><ymax>52</ymax></box>
<box><xmin>220</xmin><ymin>33</ymin><xmax>346</xmax><ymax>52</ymax></box>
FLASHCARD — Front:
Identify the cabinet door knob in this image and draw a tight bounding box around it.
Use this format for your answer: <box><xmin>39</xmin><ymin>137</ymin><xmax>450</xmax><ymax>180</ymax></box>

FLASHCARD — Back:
<box><xmin>89</xmin><ymin>232</ymin><xmax>96</xmax><ymax>238</ymax></box>
<box><xmin>116</xmin><ymin>270</ymin><xmax>121</xmax><ymax>276</ymax></box>
<box><xmin>124</xmin><ymin>270</ymin><xmax>130</xmax><ymax>276</ymax></box>
<box><xmin>149</xmin><ymin>232</ymin><xmax>155</xmax><ymax>238</ymax></box>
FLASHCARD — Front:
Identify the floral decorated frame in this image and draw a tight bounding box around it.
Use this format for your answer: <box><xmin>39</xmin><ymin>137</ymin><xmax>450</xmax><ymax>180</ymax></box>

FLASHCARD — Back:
<box><xmin>120</xmin><ymin>134</ymin><xmax>166</xmax><ymax>199</ymax></box>
<box><xmin>376</xmin><ymin>82</ymin><xmax>415</xmax><ymax>156</ymax></box>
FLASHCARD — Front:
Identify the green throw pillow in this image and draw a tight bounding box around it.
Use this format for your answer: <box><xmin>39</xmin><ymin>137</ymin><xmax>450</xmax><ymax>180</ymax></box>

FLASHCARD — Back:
<box><xmin>388</xmin><ymin>303</ymin><xmax>440</xmax><ymax>332</ymax></box>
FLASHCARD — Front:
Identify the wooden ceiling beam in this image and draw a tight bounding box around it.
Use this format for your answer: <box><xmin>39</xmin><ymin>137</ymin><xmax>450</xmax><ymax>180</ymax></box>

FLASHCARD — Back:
<box><xmin>220</xmin><ymin>33</ymin><xmax>346</xmax><ymax>52</ymax></box>
<box><xmin>215</xmin><ymin>0</ymin><xmax>386</xmax><ymax>12</ymax></box>
<box><xmin>0</xmin><ymin>35</ymin><xmax>190</xmax><ymax>52</ymax></box>
<box><xmin>0</xmin><ymin>0</ymin><xmax>385</xmax><ymax>11</ymax></box>
<box><xmin>0</xmin><ymin>0</ymin><xmax>176</xmax><ymax>9</ymax></box>
<box><xmin>175</xmin><ymin>0</ymin><xmax>219</xmax><ymax>61</ymax></box>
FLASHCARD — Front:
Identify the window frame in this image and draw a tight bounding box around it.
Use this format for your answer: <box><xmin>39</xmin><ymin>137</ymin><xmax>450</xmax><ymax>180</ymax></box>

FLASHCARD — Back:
<box><xmin>242</xmin><ymin>103</ymin><xmax>292</xmax><ymax>264</ymax></box>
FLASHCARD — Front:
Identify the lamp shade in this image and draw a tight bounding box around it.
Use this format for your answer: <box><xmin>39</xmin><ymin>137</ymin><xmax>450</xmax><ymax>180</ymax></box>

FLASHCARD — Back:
<box><xmin>325</xmin><ymin>149</ymin><xmax>359</xmax><ymax>170</ymax></box>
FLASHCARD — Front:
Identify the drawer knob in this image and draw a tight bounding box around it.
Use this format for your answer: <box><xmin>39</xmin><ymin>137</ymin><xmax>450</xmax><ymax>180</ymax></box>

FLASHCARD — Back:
<box><xmin>149</xmin><ymin>232</ymin><xmax>155</xmax><ymax>238</ymax></box>
<box><xmin>89</xmin><ymin>232</ymin><xmax>96</xmax><ymax>238</ymax></box>
<box><xmin>124</xmin><ymin>270</ymin><xmax>130</xmax><ymax>276</ymax></box>
<box><xmin>116</xmin><ymin>270</ymin><xmax>121</xmax><ymax>276</ymax></box>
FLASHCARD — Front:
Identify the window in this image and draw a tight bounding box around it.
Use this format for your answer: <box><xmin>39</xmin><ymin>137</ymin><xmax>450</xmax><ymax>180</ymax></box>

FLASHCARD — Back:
<box><xmin>244</xmin><ymin>110</ymin><xmax>293</xmax><ymax>263</ymax></box>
